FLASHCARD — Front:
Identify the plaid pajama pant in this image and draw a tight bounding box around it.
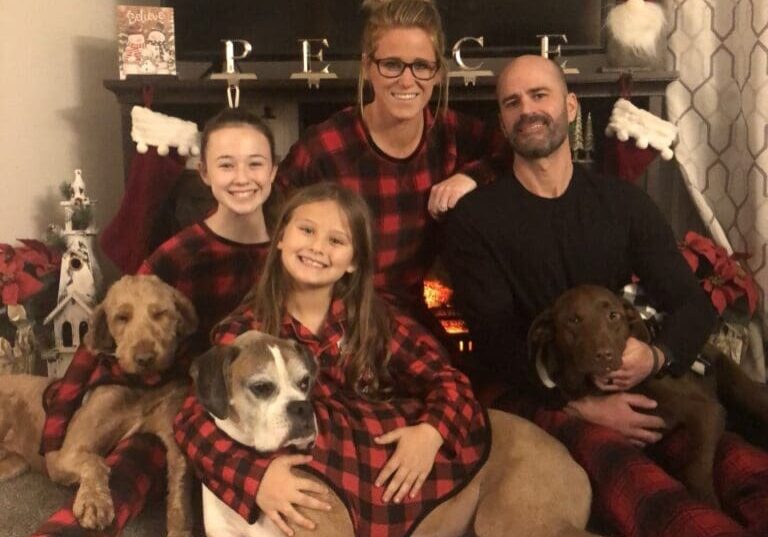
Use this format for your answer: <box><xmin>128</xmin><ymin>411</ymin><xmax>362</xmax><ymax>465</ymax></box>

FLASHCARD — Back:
<box><xmin>523</xmin><ymin>404</ymin><xmax>768</xmax><ymax>537</ymax></box>
<box><xmin>30</xmin><ymin>434</ymin><xmax>167</xmax><ymax>537</ymax></box>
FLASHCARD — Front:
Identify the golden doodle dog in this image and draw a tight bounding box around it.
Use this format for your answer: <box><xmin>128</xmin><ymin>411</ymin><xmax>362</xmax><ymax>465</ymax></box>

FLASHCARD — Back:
<box><xmin>0</xmin><ymin>274</ymin><xmax>197</xmax><ymax>537</ymax></box>
<box><xmin>193</xmin><ymin>331</ymin><xmax>603</xmax><ymax>537</ymax></box>
<box><xmin>529</xmin><ymin>284</ymin><xmax>768</xmax><ymax>507</ymax></box>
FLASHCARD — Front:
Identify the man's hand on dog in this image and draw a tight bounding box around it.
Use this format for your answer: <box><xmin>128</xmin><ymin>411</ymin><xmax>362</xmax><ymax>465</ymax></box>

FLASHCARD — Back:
<box><xmin>374</xmin><ymin>423</ymin><xmax>444</xmax><ymax>503</ymax></box>
<box><xmin>593</xmin><ymin>337</ymin><xmax>657</xmax><ymax>391</ymax></box>
<box><xmin>257</xmin><ymin>454</ymin><xmax>331</xmax><ymax>536</ymax></box>
<box><xmin>566</xmin><ymin>393</ymin><xmax>667</xmax><ymax>447</ymax></box>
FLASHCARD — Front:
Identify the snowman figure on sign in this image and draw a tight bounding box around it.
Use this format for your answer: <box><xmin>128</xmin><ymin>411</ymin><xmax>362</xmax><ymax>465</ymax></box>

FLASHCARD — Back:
<box><xmin>144</xmin><ymin>22</ymin><xmax>171</xmax><ymax>73</ymax></box>
<box><xmin>122</xmin><ymin>22</ymin><xmax>145</xmax><ymax>75</ymax></box>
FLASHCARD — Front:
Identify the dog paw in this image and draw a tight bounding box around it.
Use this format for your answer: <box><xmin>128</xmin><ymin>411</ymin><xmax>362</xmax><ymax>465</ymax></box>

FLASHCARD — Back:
<box><xmin>0</xmin><ymin>452</ymin><xmax>30</xmax><ymax>481</ymax></box>
<box><xmin>73</xmin><ymin>485</ymin><xmax>115</xmax><ymax>530</ymax></box>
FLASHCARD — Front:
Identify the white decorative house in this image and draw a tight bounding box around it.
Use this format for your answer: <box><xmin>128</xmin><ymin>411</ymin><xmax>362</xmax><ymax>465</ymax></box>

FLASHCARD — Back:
<box><xmin>43</xmin><ymin>170</ymin><xmax>102</xmax><ymax>378</ymax></box>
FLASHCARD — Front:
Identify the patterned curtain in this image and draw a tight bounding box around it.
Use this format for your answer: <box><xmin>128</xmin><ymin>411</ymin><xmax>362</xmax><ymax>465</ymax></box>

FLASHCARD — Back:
<box><xmin>665</xmin><ymin>1</ymin><xmax>768</xmax><ymax>338</ymax></box>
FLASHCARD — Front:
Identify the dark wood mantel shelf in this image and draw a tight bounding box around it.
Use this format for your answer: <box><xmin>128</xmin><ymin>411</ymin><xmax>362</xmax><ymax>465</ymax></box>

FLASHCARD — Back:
<box><xmin>105</xmin><ymin>70</ymin><xmax>677</xmax><ymax>105</ymax></box>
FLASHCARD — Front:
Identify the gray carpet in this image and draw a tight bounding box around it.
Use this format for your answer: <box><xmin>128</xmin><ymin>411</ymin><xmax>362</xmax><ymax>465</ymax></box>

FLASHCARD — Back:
<box><xmin>0</xmin><ymin>471</ymin><xmax>166</xmax><ymax>537</ymax></box>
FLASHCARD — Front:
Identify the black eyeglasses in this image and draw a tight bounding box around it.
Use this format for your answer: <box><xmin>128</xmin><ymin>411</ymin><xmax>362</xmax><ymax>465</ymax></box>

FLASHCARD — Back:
<box><xmin>370</xmin><ymin>57</ymin><xmax>440</xmax><ymax>81</ymax></box>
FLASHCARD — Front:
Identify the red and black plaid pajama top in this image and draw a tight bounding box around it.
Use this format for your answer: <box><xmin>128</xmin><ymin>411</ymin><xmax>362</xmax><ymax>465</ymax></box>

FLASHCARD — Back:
<box><xmin>275</xmin><ymin>106</ymin><xmax>503</xmax><ymax>313</ymax></box>
<box><xmin>174</xmin><ymin>299</ymin><xmax>490</xmax><ymax>537</ymax></box>
<box><xmin>137</xmin><ymin>221</ymin><xmax>270</xmax><ymax>353</ymax></box>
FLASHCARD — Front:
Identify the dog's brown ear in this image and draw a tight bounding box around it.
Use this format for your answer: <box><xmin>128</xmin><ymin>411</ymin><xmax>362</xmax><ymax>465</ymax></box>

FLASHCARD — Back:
<box><xmin>190</xmin><ymin>345</ymin><xmax>239</xmax><ymax>419</ymax></box>
<box><xmin>85</xmin><ymin>304</ymin><xmax>114</xmax><ymax>352</ymax></box>
<box><xmin>295</xmin><ymin>341</ymin><xmax>318</xmax><ymax>380</ymax></box>
<box><xmin>171</xmin><ymin>288</ymin><xmax>199</xmax><ymax>338</ymax></box>
<box><xmin>528</xmin><ymin>309</ymin><xmax>559</xmax><ymax>383</ymax></box>
<box><xmin>621</xmin><ymin>299</ymin><xmax>651</xmax><ymax>343</ymax></box>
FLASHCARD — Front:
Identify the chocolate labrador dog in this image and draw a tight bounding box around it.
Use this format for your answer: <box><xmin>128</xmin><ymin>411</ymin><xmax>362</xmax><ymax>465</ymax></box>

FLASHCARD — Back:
<box><xmin>528</xmin><ymin>284</ymin><xmax>768</xmax><ymax>507</ymax></box>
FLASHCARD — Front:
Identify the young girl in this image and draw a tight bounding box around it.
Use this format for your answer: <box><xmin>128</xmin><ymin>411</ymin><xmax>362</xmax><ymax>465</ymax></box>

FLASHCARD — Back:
<box><xmin>33</xmin><ymin>107</ymin><xmax>277</xmax><ymax>537</ymax></box>
<box><xmin>174</xmin><ymin>183</ymin><xmax>490</xmax><ymax>537</ymax></box>
<box><xmin>275</xmin><ymin>0</ymin><xmax>505</xmax><ymax>328</ymax></box>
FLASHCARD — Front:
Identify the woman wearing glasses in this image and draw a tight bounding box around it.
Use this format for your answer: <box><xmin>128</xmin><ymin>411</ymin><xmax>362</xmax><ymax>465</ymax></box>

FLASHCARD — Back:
<box><xmin>274</xmin><ymin>0</ymin><xmax>504</xmax><ymax>322</ymax></box>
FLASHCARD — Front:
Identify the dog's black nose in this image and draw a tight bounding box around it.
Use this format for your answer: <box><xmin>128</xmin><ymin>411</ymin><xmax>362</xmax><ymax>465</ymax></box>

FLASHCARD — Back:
<box><xmin>596</xmin><ymin>349</ymin><xmax>614</xmax><ymax>362</ymax></box>
<box><xmin>135</xmin><ymin>353</ymin><xmax>156</xmax><ymax>368</ymax></box>
<box><xmin>287</xmin><ymin>400</ymin><xmax>312</xmax><ymax>419</ymax></box>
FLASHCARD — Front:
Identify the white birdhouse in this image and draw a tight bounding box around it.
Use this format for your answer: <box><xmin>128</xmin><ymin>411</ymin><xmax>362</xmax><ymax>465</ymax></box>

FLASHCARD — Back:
<box><xmin>44</xmin><ymin>169</ymin><xmax>102</xmax><ymax>378</ymax></box>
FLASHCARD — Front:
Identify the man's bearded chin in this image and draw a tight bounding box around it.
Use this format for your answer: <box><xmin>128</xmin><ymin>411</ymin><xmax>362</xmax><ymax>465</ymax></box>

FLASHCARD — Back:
<box><xmin>509</xmin><ymin>113</ymin><xmax>568</xmax><ymax>159</ymax></box>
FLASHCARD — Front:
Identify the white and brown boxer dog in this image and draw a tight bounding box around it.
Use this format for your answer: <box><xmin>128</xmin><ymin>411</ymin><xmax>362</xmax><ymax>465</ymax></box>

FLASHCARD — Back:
<box><xmin>192</xmin><ymin>331</ymin><xmax>604</xmax><ymax>537</ymax></box>
<box><xmin>190</xmin><ymin>331</ymin><xmax>320</xmax><ymax>537</ymax></box>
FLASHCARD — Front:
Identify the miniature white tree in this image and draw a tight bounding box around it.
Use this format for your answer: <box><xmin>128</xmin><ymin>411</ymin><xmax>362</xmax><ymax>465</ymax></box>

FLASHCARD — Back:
<box><xmin>571</xmin><ymin>104</ymin><xmax>585</xmax><ymax>160</ymax></box>
<box><xmin>585</xmin><ymin>112</ymin><xmax>595</xmax><ymax>162</ymax></box>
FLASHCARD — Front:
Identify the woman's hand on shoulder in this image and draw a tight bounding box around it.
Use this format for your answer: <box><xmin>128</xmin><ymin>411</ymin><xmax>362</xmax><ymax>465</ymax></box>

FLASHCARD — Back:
<box><xmin>374</xmin><ymin>423</ymin><xmax>444</xmax><ymax>503</ymax></box>
<box><xmin>428</xmin><ymin>174</ymin><xmax>477</xmax><ymax>220</ymax></box>
<box><xmin>257</xmin><ymin>454</ymin><xmax>331</xmax><ymax>536</ymax></box>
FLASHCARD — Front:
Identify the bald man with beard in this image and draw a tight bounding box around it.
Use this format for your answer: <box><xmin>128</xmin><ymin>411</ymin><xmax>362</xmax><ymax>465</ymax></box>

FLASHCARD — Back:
<box><xmin>443</xmin><ymin>55</ymin><xmax>768</xmax><ymax>537</ymax></box>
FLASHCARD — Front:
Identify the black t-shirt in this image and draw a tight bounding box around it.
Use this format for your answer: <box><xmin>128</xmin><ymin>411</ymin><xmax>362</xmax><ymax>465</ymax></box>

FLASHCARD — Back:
<box><xmin>444</xmin><ymin>164</ymin><xmax>715</xmax><ymax>404</ymax></box>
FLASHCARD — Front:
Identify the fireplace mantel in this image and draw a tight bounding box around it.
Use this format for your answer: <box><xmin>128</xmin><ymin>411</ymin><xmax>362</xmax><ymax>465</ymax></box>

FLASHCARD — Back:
<box><xmin>105</xmin><ymin>70</ymin><xmax>677</xmax><ymax>104</ymax></box>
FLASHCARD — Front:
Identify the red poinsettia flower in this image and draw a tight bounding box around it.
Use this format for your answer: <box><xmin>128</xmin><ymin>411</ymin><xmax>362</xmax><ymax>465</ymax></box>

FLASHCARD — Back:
<box><xmin>679</xmin><ymin>231</ymin><xmax>718</xmax><ymax>272</ymax></box>
<box><xmin>16</xmin><ymin>239</ymin><xmax>61</xmax><ymax>277</ymax></box>
<box><xmin>0</xmin><ymin>245</ymin><xmax>44</xmax><ymax>306</ymax></box>
<box><xmin>678</xmin><ymin>232</ymin><xmax>759</xmax><ymax>317</ymax></box>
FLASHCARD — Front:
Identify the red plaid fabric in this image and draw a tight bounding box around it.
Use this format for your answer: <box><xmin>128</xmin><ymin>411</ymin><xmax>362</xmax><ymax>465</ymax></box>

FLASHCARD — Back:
<box><xmin>498</xmin><ymin>396</ymin><xmax>768</xmax><ymax>537</ymax></box>
<box><xmin>275</xmin><ymin>106</ymin><xmax>503</xmax><ymax>313</ymax></box>
<box><xmin>137</xmin><ymin>221</ymin><xmax>270</xmax><ymax>353</ymax></box>
<box><xmin>39</xmin><ymin>346</ymin><xmax>174</xmax><ymax>455</ymax></box>
<box><xmin>30</xmin><ymin>433</ymin><xmax>167</xmax><ymax>537</ymax></box>
<box><xmin>174</xmin><ymin>299</ymin><xmax>490</xmax><ymax>537</ymax></box>
<box><xmin>34</xmin><ymin>223</ymin><xmax>268</xmax><ymax>534</ymax></box>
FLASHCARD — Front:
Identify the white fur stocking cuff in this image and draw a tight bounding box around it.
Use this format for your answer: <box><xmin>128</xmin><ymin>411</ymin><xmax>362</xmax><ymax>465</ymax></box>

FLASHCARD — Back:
<box><xmin>605</xmin><ymin>98</ymin><xmax>677</xmax><ymax>160</ymax></box>
<box><xmin>130</xmin><ymin>106</ymin><xmax>201</xmax><ymax>157</ymax></box>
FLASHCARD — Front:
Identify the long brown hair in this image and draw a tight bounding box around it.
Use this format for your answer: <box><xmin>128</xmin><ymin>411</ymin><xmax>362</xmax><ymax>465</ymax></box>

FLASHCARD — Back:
<box><xmin>250</xmin><ymin>183</ymin><xmax>393</xmax><ymax>399</ymax></box>
<box><xmin>357</xmin><ymin>0</ymin><xmax>449</xmax><ymax>121</ymax></box>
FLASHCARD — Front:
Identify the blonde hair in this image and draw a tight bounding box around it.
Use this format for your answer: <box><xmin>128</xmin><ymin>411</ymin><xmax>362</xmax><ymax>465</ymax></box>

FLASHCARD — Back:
<box><xmin>357</xmin><ymin>0</ymin><xmax>449</xmax><ymax>121</ymax></box>
<box><xmin>246</xmin><ymin>183</ymin><xmax>394</xmax><ymax>399</ymax></box>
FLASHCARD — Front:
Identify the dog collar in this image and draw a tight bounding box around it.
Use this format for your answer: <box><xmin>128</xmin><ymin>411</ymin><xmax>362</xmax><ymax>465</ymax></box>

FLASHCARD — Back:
<box><xmin>535</xmin><ymin>354</ymin><xmax>558</xmax><ymax>389</ymax></box>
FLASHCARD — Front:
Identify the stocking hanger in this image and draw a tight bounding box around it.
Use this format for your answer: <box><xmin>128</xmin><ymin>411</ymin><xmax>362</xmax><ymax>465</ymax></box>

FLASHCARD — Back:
<box><xmin>210</xmin><ymin>40</ymin><xmax>257</xmax><ymax>108</ymax></box>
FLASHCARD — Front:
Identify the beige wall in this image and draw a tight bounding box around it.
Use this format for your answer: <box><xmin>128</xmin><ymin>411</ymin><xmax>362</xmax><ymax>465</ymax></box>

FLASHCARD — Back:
<box><xmin>0</xmin><ymin>0</ymin><xmax>125</xmax><ymax>256</ymax></box>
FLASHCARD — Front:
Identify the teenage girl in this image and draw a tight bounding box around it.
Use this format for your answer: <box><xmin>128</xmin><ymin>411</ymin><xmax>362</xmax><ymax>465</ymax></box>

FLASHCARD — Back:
<box><xmin>33</xmin><ymin>107</ymin><xmax>278</xmax><ymax>537</ymax></box>
<box><xmin>137</xmin><ymin>107</ymin><xmax>277</xmax><ymax>353</ymax></box>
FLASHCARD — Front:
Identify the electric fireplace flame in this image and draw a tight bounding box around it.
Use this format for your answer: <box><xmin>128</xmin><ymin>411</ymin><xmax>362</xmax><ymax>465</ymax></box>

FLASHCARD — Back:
<box><xmin>423</xmin><ymin>278</ymin><xmax>471</xmax><ymax>351</ymax></box>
